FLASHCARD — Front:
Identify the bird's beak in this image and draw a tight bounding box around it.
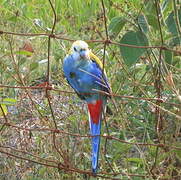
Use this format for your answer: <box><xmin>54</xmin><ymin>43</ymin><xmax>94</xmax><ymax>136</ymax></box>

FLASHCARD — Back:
<box><xmin>80</xmin><ymin>50</ymin><xmax>90</xmax><ymax>59</ymax></box>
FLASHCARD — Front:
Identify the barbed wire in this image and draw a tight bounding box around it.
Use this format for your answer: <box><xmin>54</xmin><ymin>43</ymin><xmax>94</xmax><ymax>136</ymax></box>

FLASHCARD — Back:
<box><xmin>1</xmin><ymin>30</ymin><xmax>181</xmax><ymax>54</ymax></box>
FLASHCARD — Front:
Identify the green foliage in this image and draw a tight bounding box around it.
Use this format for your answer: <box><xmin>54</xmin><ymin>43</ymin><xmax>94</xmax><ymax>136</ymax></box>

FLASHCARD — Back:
<box><xmin>164</xmin><ymin>49</ymin><xmax>173</xmax><ymax>65</ymax></box>
<box><xmin>108</xmin><ymin>16</ymin><xmax>127</xmax><ymax>38</ymax></box>
<box><xmin>0</xmin><ymin>98</ymin><xmax>16</xmax><ymax>116</ymax></box>
<box><xmin>166</xmin><ymin>9</ymin><xmax>181</xmax><ymax>45</ymax></box>
<box><xmin>0</xmin><ymin>0</ymin><xmax>180</xmax><ymax>179</ymax></box>
<box><xmin>120</xmin><ymin>31</ymin><xmax>149</xmax><ymax>66</ymax></box>
<box><xmin>137</xmin><ymin>14</ymin><xmax>149</xmax><ymax>33</ymax></box>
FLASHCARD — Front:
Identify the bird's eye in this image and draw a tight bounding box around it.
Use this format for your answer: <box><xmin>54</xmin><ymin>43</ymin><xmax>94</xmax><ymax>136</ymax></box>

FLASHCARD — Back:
<box><xmin>80</xmin><ymin>48</ymin><xmax>85</xmax><ymax>52</ymax></box>
<box><xmin>74</xmin><ymin>47</ymin><xmax>77</xmax><ymax>52</ymax></box>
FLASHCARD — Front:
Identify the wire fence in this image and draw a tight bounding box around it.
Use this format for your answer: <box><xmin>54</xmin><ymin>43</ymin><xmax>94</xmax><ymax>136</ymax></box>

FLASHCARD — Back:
<box><xmin>0</xmin><ymin>0</ymin><xmax>181</xmax><ymax>179</ymax></box>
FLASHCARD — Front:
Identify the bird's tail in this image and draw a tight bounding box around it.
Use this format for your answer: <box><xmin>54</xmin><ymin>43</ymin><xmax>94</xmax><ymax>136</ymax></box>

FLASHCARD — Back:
<box><xmin>87</xmin><ymin>99</ymin><xmax>105</xmax><ymax>174</ymax></box>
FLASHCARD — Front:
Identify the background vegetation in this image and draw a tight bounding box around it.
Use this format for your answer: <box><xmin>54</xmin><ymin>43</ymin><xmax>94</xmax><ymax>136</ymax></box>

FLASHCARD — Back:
<box><xmin>0</xmin><ymin>0</ymin><xmax>180</xmax><ymax>179</ymax></box>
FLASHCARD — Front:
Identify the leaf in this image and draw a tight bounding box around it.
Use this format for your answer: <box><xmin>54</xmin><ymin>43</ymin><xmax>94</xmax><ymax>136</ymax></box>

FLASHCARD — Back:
<box><xmin>173</xmin><ymin>56</ymin><xmax>181</xmax><ymax>68</ymax></box>
<box><xmin>120</xmin><ymin>31</ymin><xmax>149</xmax><ymax>66</ymax></box>
<box><xmin>38</xmin><ymin>167</ymin><xmax>47</xmax><ymax>176</ymax></box>
<box><xmin>161</xmin><ymin>0</ymin><xmax>172</xmax><ymax>16</ymax></box>
<box><xmin>166</xmin><ymin>10</ymin><xmax>181</xmax><ymax>36</ymax></box>
<box><xmin>0</xmin><ymin>98</ymin><xmax>17</xmax><ymax>105</ymax></box>
<box><xmin>127</xmin><ymin>157</ymin><xmax>143</xmax><ymax>164</ymax></box>
<box><xmin>146</xmin><ymin>14</ymin><xmax>159</xmax><ymax>30</ymax></box>
<box><xmin>30</xmin><ymin>62</ymin><xmax>39</xmax><ymax>71</ymax></box>
<box><xmin>20</xmin><ymin>41</ymin><xmax>34</xmax><ymax>57</ymax></box>
<box><xmin>8</xmin><ymin>16</ymin><xmax>18</xmax><ymax>22</ymax></box>
<box><xmin>0</xmin><ymin>104</ymin><xmax>8</xmax><ymax>117</ymax></box>
<box><xmin>137</xmin><ymin>14</ymin><xmax>149</xmax><ymax>33</ymax></box>
<box><xmin>166</xmin><ymin>9</ymin><xmax>181</xmax><ymax>45</ymax></box>
<box><xmin>164</xmin><ymin>49</ymin><xmax>173</xmax><ymax>65</ymax></box>
<box><xmin>108</xmin><ymin>16</ymin><xmax>127</xmax><ymax>38</ymax></box>
<box><xmin>162</xmin><ymin>0</ymin><xmax>169</xmax><ymax>12</ymax></box>
<box><xmin>0</xmin><ymin>98</ymin><xmax>17</xmax><ymax>106</ymax></box>
<box><xmin>15</xmin><ymin>50</ymin><xmax>33</xmax><ymax>57</ymax></box>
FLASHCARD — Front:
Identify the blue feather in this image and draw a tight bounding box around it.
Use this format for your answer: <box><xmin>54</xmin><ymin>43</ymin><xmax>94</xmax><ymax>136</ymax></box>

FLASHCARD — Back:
<box><xmin>89</xmin><ymin>116</ymin><xmax>101</xmax><ymax>173</ymax></box>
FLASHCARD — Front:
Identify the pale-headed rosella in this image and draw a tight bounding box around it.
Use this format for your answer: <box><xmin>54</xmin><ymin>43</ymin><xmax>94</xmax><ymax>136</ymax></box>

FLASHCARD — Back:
<box><xmin>63</xmin><ymin>40</ymin><xmax>110</xmax><ymax>174</ymax></box>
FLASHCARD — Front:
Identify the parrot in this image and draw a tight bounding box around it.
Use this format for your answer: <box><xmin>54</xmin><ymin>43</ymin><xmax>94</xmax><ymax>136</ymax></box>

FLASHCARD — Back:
<box><xmin>63</xmin><ymin>40</ymin><xmax>110</xmax><ymax>174</ymax></box>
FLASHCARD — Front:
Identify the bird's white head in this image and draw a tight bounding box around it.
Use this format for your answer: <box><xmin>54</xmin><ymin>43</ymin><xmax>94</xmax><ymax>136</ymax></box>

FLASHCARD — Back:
<box><xmin>71</xmin><ymin>40</ymin><xmax>90</xmax><ymax>60</ymax></box>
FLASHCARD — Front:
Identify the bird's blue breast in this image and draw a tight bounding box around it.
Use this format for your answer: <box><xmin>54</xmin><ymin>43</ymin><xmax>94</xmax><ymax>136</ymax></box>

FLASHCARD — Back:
<box><xmin>63</xmin><ymin>55</ymin><xmax>109</xmax><ymax>102</ymax></box>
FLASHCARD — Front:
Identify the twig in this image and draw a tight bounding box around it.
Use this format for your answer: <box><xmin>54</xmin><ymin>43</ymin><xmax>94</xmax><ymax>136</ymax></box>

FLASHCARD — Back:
<box><xmin>101</xmin><ymin>0</ymin><xmax>109</xmax><ymax>40</ymax></box>
<box><xmin>0</xmin><ymin>104</ymin><xmax>8</xmax><ymax>123</ymax></box>
<box><xmin>155</xmin><ymin>0</ymin><xmax>164</xmax><ymax>135</ymax></box>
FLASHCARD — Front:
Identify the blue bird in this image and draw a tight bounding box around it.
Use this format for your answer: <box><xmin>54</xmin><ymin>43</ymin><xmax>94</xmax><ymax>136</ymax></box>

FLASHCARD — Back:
<box><xmin>63</xmin><ymin>40</ymin><xmax>110</xmax><ymax>174</ymax></box>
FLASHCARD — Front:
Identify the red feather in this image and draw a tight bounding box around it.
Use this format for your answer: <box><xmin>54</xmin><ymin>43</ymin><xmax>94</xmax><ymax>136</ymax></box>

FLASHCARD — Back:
<box><xmin>88</xmin><ymin>100</ymin><xmax>103</xmax><ymax>124</ymax></box>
